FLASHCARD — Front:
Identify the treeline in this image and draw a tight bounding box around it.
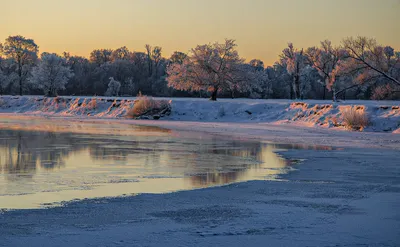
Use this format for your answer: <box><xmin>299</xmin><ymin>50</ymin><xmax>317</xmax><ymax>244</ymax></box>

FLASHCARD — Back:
<box><xmin>0</xmin><ymin>35</ymin><xmax>399</xmax><ymax>100</ymax></box>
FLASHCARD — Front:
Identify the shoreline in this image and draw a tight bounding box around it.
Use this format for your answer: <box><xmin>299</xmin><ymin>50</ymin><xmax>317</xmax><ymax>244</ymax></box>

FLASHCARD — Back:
<box><xmin>1</xmin><ymin>112</ymin><xmax>400</xmax><ymax>151</ymax></box>
<box><xmin>1</xmin><ymin>96</ymin><xmax>400</xmax><ymax>134</ymax></box>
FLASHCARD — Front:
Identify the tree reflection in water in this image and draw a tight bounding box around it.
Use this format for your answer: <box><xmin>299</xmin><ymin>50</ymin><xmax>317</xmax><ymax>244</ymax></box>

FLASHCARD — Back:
<box><xmin>0</xmin><ymin>128</ymin><xmax>336</xmax><ymax>186</ymax></box>
<box><xmin>0</xmin><ymin>124</ymin><xmax>340</xmax><ymax>206</ymax></box>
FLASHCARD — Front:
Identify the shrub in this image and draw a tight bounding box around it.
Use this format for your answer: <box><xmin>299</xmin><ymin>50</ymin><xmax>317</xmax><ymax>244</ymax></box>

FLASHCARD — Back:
<box><xmin>126</xmin><ymin>96</ymin><xmax>170</xmax><ymax>118</ymax></box>
<box><xmin>105</xmin><ymin>77</ymin><xmax>121</xmax><ymax>97</ymax></box>
<box><xmin>80</xmin><ymin>99</ymin><xmax>87</xmax><ymax>108</ymax></box>
<box><xmin>87</xmin><ymin>98</ymin><xmax>97</xmax><ymax>110</ymax></box>
<box><xmin>54</xmin><ymin>96</ymin><xmax>61</xmax><ymax>103</ymax></box>
<box><xmin>341</xmin><ymin>106</ymin><xmax>369</xmax><ymax>131</ymax></box>
<box><xmin>371</xmin><ymin>84</ymin><xmax>399</xmax><ymax>100</ymax></box>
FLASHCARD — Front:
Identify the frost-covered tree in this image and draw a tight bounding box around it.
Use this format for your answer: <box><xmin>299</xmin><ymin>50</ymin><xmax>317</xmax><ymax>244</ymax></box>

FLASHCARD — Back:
<box><xmin>269</xmin><ymin>61</ymin><xmax>294</xmax><ymax>99</ymax></box>
<box><xmin>223</xmin><ymin>63</ymin><xmax>265</xmax><ymax>99</ymax></box>
<box><xmin>63</xmin><ymin>54</ymin><xmax>92</xmax><ymax>95</ymax></box>
<box><xmin>30</xmin><ymin>53</ymin><xmax>73</xmax><ymax>96</ymax></box>
<box><xmin>111</xmin><ymin>59</ymin><xmax>133</xmax><ymax>94</ymax></box>
<box><xmin>0</xmin><ymin>56</ymin><xmax>19</xmax><ymax>95</ymax></box>
<box><xmin>371</xmin><ymin>84</ymin><xmax>400</xmax><ymax>100</ymax></box>
<box><xmin>281</xmin><ymin>43</ymin><xmax>306</xmax><ymax>99</ymax></box>
<box><xmin>0</xmin><ymin>55</ymin><xmax>6</xmax><ymax>94</ymax></box>
<box><xmin>1</xmin><ymin>35</ymin><xmax>38</xmax><ymax>95</ymax></box>
<box><xmin>306</xmin><ymin>40</ymin><xmax>346</xmax><ymax>101</ymax></box>
<box><xmin>111</xmin><ymin>46</ymin><xmax>131</xmax><ymax>61</ymax></box>
<box><xmin>167</xmin><ymin>39</ymin><xmax>254</xmax><ymax>100</ymax></box>
<box><xmin>342</xmin><ymin>37</ymin><xmax>400</xmax><ymax>85</ymax></box>
<box><xmin>105</xmin><ymin>77</ymin><xmax>121</xmax><ymax>96</ymax></box>
<box><xmin>299</xmin><ymin>65</ymin><xmax>317</xmax><ymax>99</ymax></box>
<box><xmin>170</xmin><ymin>51</ymin><xmax>187</xmax><ymax>64</ymax></box>
<box><xmin>247</xmin><ymin>60</ymin><xmax>272</xmax><ymax>98</ymax></box>
<box><xmin>0</xmin><ymin>69</ymin><xmax>6</xmax><ymax>94</ymax></box>
<box><xmin>123</xmin><ymin>77</ymin><xmax>135</xmax><ymax>96</ymax></box>
<box><xmin>249</xmin><ymin>59</ymin><xmax>265</xmax><ymax>71</ymax></box>
<box><xmin>90</xmin><ymin>49</ymin><xmax>113</xmax><ymax>65</ymax></box>
<box><xmin>333</xmin><ymin>37</ymin><xmax>400</xmax><ymax>100</ymax></box>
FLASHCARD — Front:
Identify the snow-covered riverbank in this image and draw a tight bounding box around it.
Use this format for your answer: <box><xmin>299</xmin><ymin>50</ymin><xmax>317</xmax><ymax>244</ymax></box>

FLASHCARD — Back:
<box><xmin>1</xmin><ymin>95</ymin><xmax>399</xmax><ymax>133</ymax></box>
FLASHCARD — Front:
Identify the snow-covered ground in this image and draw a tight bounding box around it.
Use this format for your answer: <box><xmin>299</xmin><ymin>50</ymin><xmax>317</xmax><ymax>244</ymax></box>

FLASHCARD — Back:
<box><xmin>0</xmin><ymin>95</ymin><xmax>399</xmax><ymax>133</ymax></box>
<box><xmin>0</xmin><ymin>96</ymin><xmax>399</xmax><ymax>246</ymax></box>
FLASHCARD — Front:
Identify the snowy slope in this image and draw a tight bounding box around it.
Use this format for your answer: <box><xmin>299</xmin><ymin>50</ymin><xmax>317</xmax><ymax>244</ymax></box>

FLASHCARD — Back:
<box><xmin>0</xmin><ymin>95</ymin><xmax>399</xmax><ymax>133</ymax></box>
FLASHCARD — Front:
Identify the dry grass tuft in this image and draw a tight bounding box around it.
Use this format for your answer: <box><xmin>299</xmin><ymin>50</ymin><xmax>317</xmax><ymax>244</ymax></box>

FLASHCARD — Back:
<box><xmin>87</xmin><ymin>98</ymin><xmax>97</xmax><ymax>110</ymax></box>
<box><xmin>341</xmin><ymin>106</ymin><xmax>369</xmax><ymax>131</ymax></box>
<box><xmin>126</xmin><ymin>96</ymin><xmax>170</xmax><ymax>118</ymax></box>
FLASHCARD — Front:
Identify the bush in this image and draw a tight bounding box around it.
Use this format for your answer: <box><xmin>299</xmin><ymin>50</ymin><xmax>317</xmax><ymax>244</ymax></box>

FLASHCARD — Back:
<box><xmin>54</xmin><ymin>96</ymin><xmax>61</xmax><ymax>103</ymax></box>
<box><xmin>105</xmin><ymin>77</ymin><xmax>121</xmax><ymax>97</ymax></box>
<box><xmin>126</xmin><ymin>96</ymin><xmax>170</xmax><ymax>118</ymax></box>
<box><xmin>371</xmin><ymin>84</ymin><xmax>399</xmax><ymax>100</ymax></box>
<box><xmin>87</xmin><ymin>98</ymin><xmax>97</xmax><ymax>110</ymax></box>
<box><xmin>341</xmin><ymin>106</ymin><xmax>369</xmax><ymax>131</ymax></box>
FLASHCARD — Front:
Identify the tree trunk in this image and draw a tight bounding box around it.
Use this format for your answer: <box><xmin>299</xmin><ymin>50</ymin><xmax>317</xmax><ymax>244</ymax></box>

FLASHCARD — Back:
<box><xmin>18</xmin><ymin>63</ymin><xmax>23</xmax><ymax>96</ymax></box>
<box><xmin>293</xmin><ymin>75</ymin><xmax>301</xmax><ymax>99</ymax></box>
<box><xmin>290</xmin><ymin>84</ymin><xmax>294</xmax><ymax>99</ymax></box>
<box><xmin>19</xmin><ymin>78</ymin><xmax>23</xmax><ymax>96</ymax></box>
<box><xmin>210</xmin><ymin>86</ymin><xmax>218</xmax><ymax>101</ymax></box>
<box><xmin>322</xmin><ymin>85</ymin><xmax>326</xmax><ymax>100</ymax></box>
<box><xmin>332</xmin><ymin>88</ymin><xmax>337</xmax><ymax>102</ymax></box>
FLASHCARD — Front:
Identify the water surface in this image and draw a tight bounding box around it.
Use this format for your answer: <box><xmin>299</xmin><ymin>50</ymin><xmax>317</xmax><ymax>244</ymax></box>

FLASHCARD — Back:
<box><xmin>0</xmin><ymin>118</ymin><xmax>328</xmax><ymax>209</ymax></box>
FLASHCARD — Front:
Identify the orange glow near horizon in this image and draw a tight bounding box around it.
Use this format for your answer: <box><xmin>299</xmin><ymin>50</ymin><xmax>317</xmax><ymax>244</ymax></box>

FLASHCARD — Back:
<box><xmin>1</xmin><ymin>0</ymin><xmax>399</xmax><ymax>65</ymax></box>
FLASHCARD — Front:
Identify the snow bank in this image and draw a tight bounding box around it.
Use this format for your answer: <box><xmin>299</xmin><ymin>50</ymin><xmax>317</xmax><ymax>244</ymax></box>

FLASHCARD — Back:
<box><xmin>0</xmin><ymin>96</ymin><xmax>134</xmax><ymax>118</ymax></box>
<box><xmin>0</xmin><ymin>95</ymin><xmax>399</xmax><ymax>133</ymax></box>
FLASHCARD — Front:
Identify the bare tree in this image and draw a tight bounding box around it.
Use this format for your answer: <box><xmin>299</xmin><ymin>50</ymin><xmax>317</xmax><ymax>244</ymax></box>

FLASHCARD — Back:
<box><xmin>152</xmin><ymin>46</ymin><xmax>162</xmax><ymax>78</ymax></box>
<box><xmin>145</xmin><ymin>44</ymin><xmax>153</xmax><ymax>77</ymax></box>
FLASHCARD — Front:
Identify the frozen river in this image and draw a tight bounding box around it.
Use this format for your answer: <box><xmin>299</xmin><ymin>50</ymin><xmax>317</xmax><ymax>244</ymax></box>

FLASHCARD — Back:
<box><xmin>0</xmin><ymin>116</ymin><xmax>398</xmax><ymax>247</ymax></box>
<box><xmin>0</xmin><ymin>117</ymin><xmax>320</xmax><ymax>209</ymax></box>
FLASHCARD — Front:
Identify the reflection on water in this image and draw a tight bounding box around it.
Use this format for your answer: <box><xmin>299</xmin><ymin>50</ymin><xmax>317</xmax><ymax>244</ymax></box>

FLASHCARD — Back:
<box><xmin>0</xmin><ymin>119</ymin><xmax>333</xmax><ymax>209</ymax></box>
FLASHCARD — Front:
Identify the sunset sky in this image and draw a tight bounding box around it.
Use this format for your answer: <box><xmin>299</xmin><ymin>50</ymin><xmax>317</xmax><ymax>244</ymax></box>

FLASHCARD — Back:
<box><xmin>1</xmin><ymin>0</ymin><xmax>399</xmax><ymax>65</ymax></box>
